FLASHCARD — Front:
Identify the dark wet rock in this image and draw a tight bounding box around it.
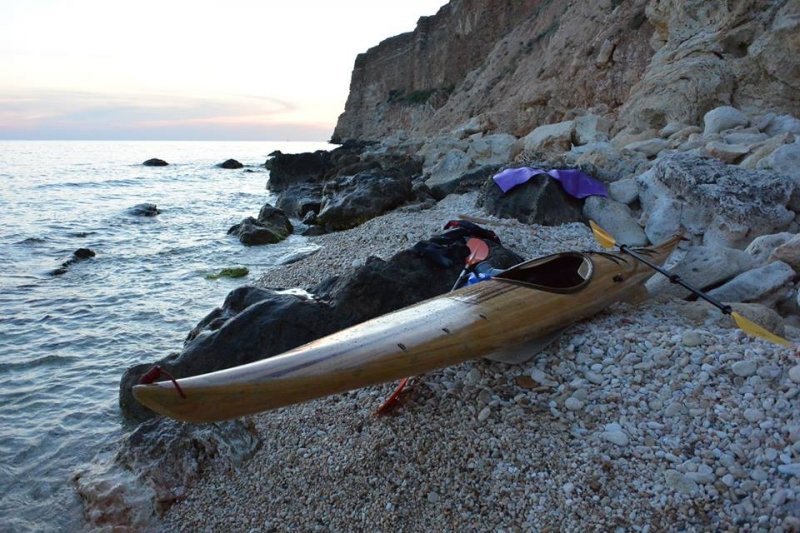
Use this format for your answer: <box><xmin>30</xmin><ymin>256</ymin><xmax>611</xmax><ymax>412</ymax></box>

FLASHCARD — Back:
<box><xmin>218</xmin><ymin>159</ymin><xmax>244</xmax><ymax>169</ymax></box>
<box><xmin>476</xmin><ymin>172</ymin><xmax>585</xmax><ymax>226</ymax></box>
<box><xmin>316</xmin><ymin>171</ymin><xmax>414</xmax><ymax>231</ymax></box>
<box><xmin>265</xmin><ymin>141</ymin><xmax>383</xmax><ymax>192</ymax></box>
<box><xmin>73</xmin><ymin>417</ymin><xmax>258</xmax><ymax>528</ymax></box>
<box><xmin>227</xmin><ymin>204</ymin><xmax>292</xmax><ymax>246</ymax></box>
<box><xmin>142</xmin><ymin>158</ymin><xmax>168</xmax><ymax>167</ymax></box>
<box><xmin>51</xmin><ymin>248</ymin><xmax>96</xmax><ymax>276</ymax></box>
<box><xmin>275</xmin><ymin>183</ymin><xmax>323</xmax><ymax>219</ymax></box>
<box><xmin>128</xmin><ymin>203</ymin><xmax>160</xmax><ymax>217</ymax></box>
<box><xmin>120</xmin><ymin>232</ymin><xmax>522</xmax><ymax>421</ymax></box>
<box><xmin>301</xmin><ymin>225</ymin><xmax>328</xmax><ymax>237</ymax></box>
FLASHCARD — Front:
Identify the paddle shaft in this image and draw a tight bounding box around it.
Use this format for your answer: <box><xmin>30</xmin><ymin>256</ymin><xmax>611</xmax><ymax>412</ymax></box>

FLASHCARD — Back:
<box><xmin>619</xmin><ymin>244</ymin><xmax>733</xmax><ymax>315</ymax></box>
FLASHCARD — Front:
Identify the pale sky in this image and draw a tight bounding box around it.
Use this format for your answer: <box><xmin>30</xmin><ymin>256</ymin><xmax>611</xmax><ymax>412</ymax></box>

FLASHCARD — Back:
<box><xmin>0</xmin><ymin>0</ymin><xmax>446</xmax><ymax>141</ymax></box>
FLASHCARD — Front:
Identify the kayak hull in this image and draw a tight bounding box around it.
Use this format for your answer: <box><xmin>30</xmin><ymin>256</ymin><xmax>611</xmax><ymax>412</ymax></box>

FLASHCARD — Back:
<box><xmin>133</xmin><ymin>236</ymin><xmax>681</xmax><ymax>422</ymax></box>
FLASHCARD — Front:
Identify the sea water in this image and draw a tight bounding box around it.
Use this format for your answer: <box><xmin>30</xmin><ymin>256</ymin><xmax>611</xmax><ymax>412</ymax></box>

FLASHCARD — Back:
<box><xmin>0</xmin><ymin>140</ymin><xmax>329</xmax><ymax>531</ymax></box>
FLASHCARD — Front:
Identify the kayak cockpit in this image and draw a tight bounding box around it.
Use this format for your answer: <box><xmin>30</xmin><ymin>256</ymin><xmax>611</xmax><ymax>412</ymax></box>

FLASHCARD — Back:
<box><xmin>494</xmin><ymin>252</ymin><xmax>593</xmax><ymax>293</ymax></box>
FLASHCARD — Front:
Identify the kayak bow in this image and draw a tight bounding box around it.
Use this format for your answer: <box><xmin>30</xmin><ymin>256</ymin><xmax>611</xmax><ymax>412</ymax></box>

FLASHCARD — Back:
<box><xmin>134</xmin><ymin>235</ymin><xmax>681</xmax><ymax>422</ymax></box>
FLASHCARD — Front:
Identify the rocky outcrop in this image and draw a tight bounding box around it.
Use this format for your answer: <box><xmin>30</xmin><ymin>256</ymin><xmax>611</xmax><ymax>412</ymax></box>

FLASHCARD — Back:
<box><xmin>51</xmin><ymin>248</ymin><xmax>96</xmax><ymax>276</ymax></box>
<box><xmin>227</xmin><ymin>204</ymin><xmax>293</xmax><ymax>246</ymax></box>
<box><xmin>142</xmin><ymin>158</ymin><xmax>168</xmax><ymax>167</ymax></box>
<box><xmin>333</xmin><ymin>0</ymin><xmax>800</xmax><ymax>143</ymax></box>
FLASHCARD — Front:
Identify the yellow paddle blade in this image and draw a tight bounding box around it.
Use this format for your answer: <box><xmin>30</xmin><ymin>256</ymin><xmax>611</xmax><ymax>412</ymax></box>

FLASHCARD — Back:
<box><xmin>589</xmin><ymin>220</ymin><xmax>616</xmax><ymax>249</ymax></box>
<box><xmin>731</xmin><ymin>311</ymin><xmax>792</xmax><ymax>348</ymax></box>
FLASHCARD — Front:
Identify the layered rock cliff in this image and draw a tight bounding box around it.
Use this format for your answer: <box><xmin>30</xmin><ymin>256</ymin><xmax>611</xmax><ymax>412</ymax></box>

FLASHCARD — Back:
<box><xmin>333</xmin><ymin>0</ymin><xmax>800</xmax><ymax>143</ymax></box>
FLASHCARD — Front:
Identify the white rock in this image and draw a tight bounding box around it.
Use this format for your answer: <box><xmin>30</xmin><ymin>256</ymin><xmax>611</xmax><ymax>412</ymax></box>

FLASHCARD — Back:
<box><xmin>583</xmin><ymin>196</ymin><xmax>648</xmax><ymax>246</ymax></box>
<box><xmin>624</xmin><ymin>138</ymin><xmax>669</xmax><ymax>158</ymax></box>
<box><xmin>731</xmin><ymin>360</ymin><xmax>758</xmax><ymax>377</ymax></box>
<box><xmin>745</xmin><ymin>232</ymin><xmax>795</xmax><ymax>266</ymax></box>
<box><xmin>704</xmin><ymin>106</ymin><xmax>749</xmax><ymax>136</ymax></box>
<box><xmin>477</xmin><ymin>406</ymin><xmax>491</xmax><ymax>422</ymax></box>
<box><xmin>643</xmin><ymin>197</ymin><xmax>682</xmax><ymax>245</ymax></box>
<box><xmin>777</xmin><ymin>463</ymin><xmax>800</xmax><ymax>476</ymax></box>
<box><xmin>608</xmin><ymin>178</ymin><xmax>639</xmax><ymax>205</ymax></box>
<box><xmin>705</xmin><ymin>141</ymin><xmax>751</xmax><ymax>163</ymax></box>
<box><xmin>708</xmin><ymin>261</ymin><xmax>795</xmax><ymax>303</ymax></box>
<box><xmin>788</xmin><ymin>365</ymin><xmax>800</xmax><ymax>383</ymax></box>
<box><xmin>521</xmin><ymin>121</ymin><xmax>575</xmax><ymax>153</ymax></box>
<box><xmin>424</xmin><ymin>149</ymin><xmax>473</xmax><ymax>192</ymax></box>
<box><xmin>743</xmin><ymin>408</ymin><xmax>764</xmax><ymax>423</ymax></box>
<box><xmin>664</xmin><ymin>470</ymin><xmax>699</xmax><ymax>494</ymax></box>
<box><xmin>573</xmin><ymin>114</ymin><xmax>611</xmax><ymax>146</ymax></box>
<box><xmin>681</xmin><ymin>331</ymin><xmax>704</xmax><ymax>347</ymax></box>
<box><xmin>565</xmin><ymin>397</ymin><xmax>584</xmax><ymax>411</ymax></box>
<box><xmin>466</xmin><ymin>133</ymin><xmax>518</xmax><ymax>166</ymax></box>
<box><xmin>600</xmin><ymin>424</ymin><xmax>629</xmax><ymax>446</ymax></box>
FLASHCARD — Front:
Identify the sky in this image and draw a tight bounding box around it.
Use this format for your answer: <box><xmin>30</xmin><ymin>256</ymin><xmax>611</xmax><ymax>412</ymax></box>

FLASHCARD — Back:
<box><xmin>0</xmin><ymin>0</ymin><xmax>446</xmax><ymax>141</ymax></box>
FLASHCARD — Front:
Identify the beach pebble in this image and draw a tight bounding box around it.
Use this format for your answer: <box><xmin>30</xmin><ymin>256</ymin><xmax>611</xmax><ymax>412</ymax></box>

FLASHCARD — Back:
<box><xmin>600</xmin><ymin>424</ymin><xmax>629</xmax><ymax>446</ymax></box>
<box><xmin>789</xmin><ymin>365</ymin><xmax>800</xmax><ymax>383</ymax></box>
<box><xmin>777</xmin><ymin>464</ymin><xmax>800</xmax><ymax>476</ymax></box>
<box><xmin>477</xmin><ymin>406</ymin><xmax>491</xmax><ymax>422</ymax></box>
<box><xmin>681</xmin><ymin>330</ymin><xmax>704</xmax><ymax>347</ymax></box>
<box><xmin>665</xmin><ymin>470</ymin><xmax>699</xmax><ymax>494</ymax></box>
<box><xmin>565</xmin><ymin>397</ymin><xmax>584</xmax><ymax>411</ymax></box>
<box><xmin>732</xmin><ymin>360</ymin><xmax>758</xmax><ymax>377</ymax></box>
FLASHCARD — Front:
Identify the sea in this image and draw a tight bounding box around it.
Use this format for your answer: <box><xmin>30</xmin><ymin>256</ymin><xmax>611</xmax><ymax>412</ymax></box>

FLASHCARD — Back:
<box><xmin>0</xmin><ymin>140</ymin><xmax>331</xmax><ymax>531</ymax></box>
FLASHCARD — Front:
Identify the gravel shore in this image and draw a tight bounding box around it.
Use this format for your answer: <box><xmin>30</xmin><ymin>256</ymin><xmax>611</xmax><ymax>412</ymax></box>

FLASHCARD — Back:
<box><xmin>162</xmin><ymin>194</ymin><xmax>800</xmax><ymax>531</ymax></box>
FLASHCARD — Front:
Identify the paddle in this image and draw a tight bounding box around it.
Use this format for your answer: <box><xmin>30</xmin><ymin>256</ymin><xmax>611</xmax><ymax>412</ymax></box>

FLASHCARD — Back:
<box><xmin>376</xmin><ymin>237</ymin><xmax>491</xmax><ymax>414</ymax></box>
<box><xmin>589</xmin><ymin>220</ymin><xmax>792</xmax><ymax>348</ymax></box>
<box><xmin>451</xmin><ymin>238</ymin><xmax>490</xmax><ymax>291</ymax></box>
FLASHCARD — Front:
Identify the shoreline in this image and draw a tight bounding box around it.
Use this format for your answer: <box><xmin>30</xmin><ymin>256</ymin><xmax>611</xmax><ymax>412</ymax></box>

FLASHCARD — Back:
<box><xmin>160</xmin><ymin>193</ymin><xmax>800</xmax><ymax>531</ymax></box>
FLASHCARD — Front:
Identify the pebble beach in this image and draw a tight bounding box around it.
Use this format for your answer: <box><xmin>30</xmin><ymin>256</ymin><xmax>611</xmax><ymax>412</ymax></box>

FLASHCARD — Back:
<box><xmin>161</xmin><ymin>193</ymin><xmax>800</xmax><ymax>532</ymax></box>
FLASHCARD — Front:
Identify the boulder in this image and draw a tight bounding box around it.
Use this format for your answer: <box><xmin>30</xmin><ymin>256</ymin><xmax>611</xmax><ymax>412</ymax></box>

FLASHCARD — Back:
<box><xmin>275</xmin><ymin>183</ymin><xmax>323</xmax><ymax>220</ymax></box>
<box><xmin>758</xmin><ymin>142</ymin><xmax>800</xmax><ymax>210</ymax></box>
<box><xmin>708</xmin><ymin>261</ymin><xmax>796</xmax><ymax>304</ymax></box>
<box><xmin>521</xmin><ymin>121</ymin><xmax>575</xmax><ymax>153</ymax></box>
<box><xmin>583</xmin><ymin>197</ymin><xmax>648</xmax><ymax>246</ymax></box>
<box><xmin>608</xmin><ymin>178</ymin><xmax>639</xmax><ymax>204</ymax></box>
<box><xmin>227</xmin><ymin>205</ymin><xmax>292</xmax><ymax>246</ymax></box>
<box><xmin>476</xmin><ymin>172</ymin><xmax>584</xmax><ymax>226</ymax></box>
<box><xmin>770</xmin><ymin>234</ymin><xmax>800</xmax><ymax>271</ymax></box>
<box><xmin>128</xmin><ymin>203</ymin><xmax>160</xmax><ymax>217</ymax></box>
<box><xmin>266</xmin><ymin>150</ymin><xmax>330</xmax><ymax>191</ymax></box>
<box><xmin>316</xmin><ymin>171</ymin><xmax>414</xmax><ymax>231</ymax></box>
<box><xmin>647</xmin><ymin>245</ymin><xmax>755</xmax><ymax>299</ymax></box>
<box><xmin>142</xmin><ymin>158</ymin><xmax>168</xmax><ymax>167</ymax></box>
<box><xmin>574</xmin><ymin>115</ymin><xmax>611</xmax><ymax>146</ymax></box>
<box><xmin>703</xmin><ymin>106</ymin><xmax>749</xmax><ymax>136</ymax></box>
<box><xmin>120</xmin><ymin>237</ymin><xmax>523</xmax><ymax>421</ymax></box>
<box><xmin>639</xmin><ymin>153</ymin><xmax>795</xmax><ymax>246</ymax></box>
<box><xmin>745</xmin><ymin>232</ymin><xmax>795</xmax><ymax>266</ymax></box>
<box><xmin>722</xmin><ymin>132</ymin><xmax>768</xmax><ymax>145</ymax></box>
<box><xmin>660</xmin><ymin>122</ymin><xmax>688</xmax><ymax>138</ymax></box>
<box><xmin>446</xmin><ymin>165</ymin><xmax>502</xmax><ymax>199</ymax></box>
<box><xmin>623</xmin><ymin>138</ymin><xmax>669</xmax><ymax>158</ymax></box>
<box><xmin>218</xmin><ymin>159</ymin><xmax>244</xmax><ymax>169</ymax></box>
<box><xmin>424</xmin><ymin>149</ymin><xmax>473</xmax><ymax>195</ymax></box>
<box><xmin>739</xmin><ymin>133</ymin><xmax>794</xmax><ymax>169</ymax></box>
<box><xmin>704</xmin><ymin>141</ymin><xmax>750</xmax><ymax>164</ymax></box>
<box><xmin>466</xmin><ymin>133</ymin><xmax>518</xmax><ymax>166</ymax></box>
<box><xmin>642</xmin><ymin>198</ymin><xmax>682</xmax><ymax>245</ymax></box>
<box><xmin>758</xmin><ymin>113</ymin><xmax>800</xmax><ymax>137</ymax></box>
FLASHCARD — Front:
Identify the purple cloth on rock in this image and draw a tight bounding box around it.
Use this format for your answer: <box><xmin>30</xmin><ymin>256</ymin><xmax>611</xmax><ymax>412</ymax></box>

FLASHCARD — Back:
<box><xmin>492</xmin><ymin>167</ymin><xmax>608</xmax><ymax>199</ymax></box>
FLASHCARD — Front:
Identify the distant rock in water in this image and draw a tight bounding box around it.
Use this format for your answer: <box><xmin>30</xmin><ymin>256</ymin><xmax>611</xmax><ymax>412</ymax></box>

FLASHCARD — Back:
<box><xmin>128</xmin><ymin>203</ymin><xmax>160</xmax><ymax>217</ymax></box>
<box><xmin>51</xmin><ymin>248</ymin><xmax>96</xmax><ymax>276</ymax></box>
<box><xmin>218</xmin><ymin>159</ymin><xmax>244</xmax><ymax>169</ymax></box>
<box><xmin>142</xmin><ymin>158</ymin><xmax>168</xmax><ymax>167</ymax></box>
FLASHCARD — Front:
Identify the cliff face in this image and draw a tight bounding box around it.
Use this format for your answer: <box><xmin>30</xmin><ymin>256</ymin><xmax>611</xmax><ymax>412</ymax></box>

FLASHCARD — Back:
<box><xmin>332</xmin><ymin>0</ymin><xmax>800</xmax><ymax>142</ymax></box>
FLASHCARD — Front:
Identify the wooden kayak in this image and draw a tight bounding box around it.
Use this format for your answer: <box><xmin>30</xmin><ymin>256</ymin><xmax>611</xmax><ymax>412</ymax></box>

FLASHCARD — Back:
<box><xmin>133</xmin><ymin>235</ymin><xmax>681</xmax><ymax>423</ymax></box>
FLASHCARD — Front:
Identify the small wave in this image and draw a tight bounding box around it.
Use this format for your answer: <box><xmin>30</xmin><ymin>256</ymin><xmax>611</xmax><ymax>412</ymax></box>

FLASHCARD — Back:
<box><xmin>0</xmin><ymin>355</ymin><xmax>79</xmax><ymax>373</ymax></box>
<box><xmin>17</xmin><ymin>237</ymin><xmax>46</xmax><ymax>245</ymax></box>
<box><xmin>35</xmin><ymin>178</ymin><xmax>142</xmax><ymax>189</ymax></box>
